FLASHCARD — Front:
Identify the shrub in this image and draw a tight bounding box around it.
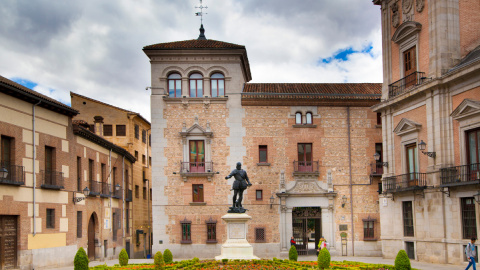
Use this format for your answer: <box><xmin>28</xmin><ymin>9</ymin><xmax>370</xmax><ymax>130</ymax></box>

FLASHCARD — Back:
<box><xmin>154</xmin><ymin>251</ymin><xmax>165</xmax><ymax>270</ymax></box>
<box><xmin>317</xmin><ymin>248</ymin><xmax>331</xmax><ymax>270</ymax></box>
<box><xmin>163</xmin><ymin>249</ymin><xmax>173</xmax><ymax>264</ymax></box>
<box><xmin>395</xmin><ymin>249</ymin><xmax>412</xmax><ymax>270</ymax></box>
<box><xmin>74</xmin><ymin>247</ymin><xmax>89</xmax><ymax>270</ymax></box>
<box><xmin>288</xmin><ymin>245</ymin><xmax>298</xmax><ymax>261</ymax></box>
<box><xmin>193</xmin><ymin>257</ymin><xmax>200</xmax><ymax>263</ymax></box>
<box><xmin>118</xmin><ymin>248</ymin><xmax>129</xmax><ymax>266</ymax></box>
<box><xmin>222</xmin><ymin>258</ymin><xmax>228</xmax><ymax>265</ymax></box>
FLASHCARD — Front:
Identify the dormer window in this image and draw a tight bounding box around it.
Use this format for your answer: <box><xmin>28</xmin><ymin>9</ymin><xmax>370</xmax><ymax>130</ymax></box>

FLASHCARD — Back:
<box><xmin>189</xmin><ymin>73</ymin><xmax>203</xmax><ymax>97</ymax></box>
<box><xmin>168</xmin><ymin>73</ymin><xmax>182</xmax><ymax>97</ymax></box>
<box><xmin>211</xmin><ymin>73</ymin><xmax>225</xmax><ymax>97</ymax></box>
<box><xmin>295</xmin><ymin>112</ymin><xmax>302</xmax><ymax>124</ymax></box>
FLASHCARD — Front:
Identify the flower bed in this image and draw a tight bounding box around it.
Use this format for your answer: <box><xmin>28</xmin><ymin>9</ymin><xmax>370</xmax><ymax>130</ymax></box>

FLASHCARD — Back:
<box><xmin>90</xmin><ymin>259</ymin><xmax>414</xmax><ymax>270</ymax></box>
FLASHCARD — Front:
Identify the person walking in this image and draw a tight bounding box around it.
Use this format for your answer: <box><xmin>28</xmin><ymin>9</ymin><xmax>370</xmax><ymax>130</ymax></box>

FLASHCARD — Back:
<box><xmin>317</xmin><ymin>236</ymin><xmax>327</xmax><ymax>256</ymax></box>
<box><xmin>290</xmin><ymin>236</ymin><xmax>296</xmax><ymax>246</ymax></box>
<box><xmin>466</xmin><ymin>237</ymin><xmax>477</xmax><ymax>270</ymax></box>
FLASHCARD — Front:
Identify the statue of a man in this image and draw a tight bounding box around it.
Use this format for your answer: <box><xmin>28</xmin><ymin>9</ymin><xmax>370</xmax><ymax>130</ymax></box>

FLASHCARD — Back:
<box><xmin>225</xmin><ymin>162</ymin><xmax>252</xmax><ymax>211</ymax></box>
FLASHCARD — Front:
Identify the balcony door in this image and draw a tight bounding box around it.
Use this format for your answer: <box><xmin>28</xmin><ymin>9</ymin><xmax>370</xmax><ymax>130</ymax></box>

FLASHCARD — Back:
<box><xmin>467</xmin><ymin>129</ymin><xmax>480</xmax><ymax>181</ymax></box>
<box><xmin>298</xmin><ymin>143</ymin><xmax>312</xmax><ymax>172</ymax></box>
<box><xmin>1</xmin><ymin>136</ymin><xmax>12</xmax><ymax>168</ymax></box>
<box><xmin>406</xmin><ymin>143</ymin><xmax>418</xmax><ymax>186</ymax></box>
<box><xmin>404</xmin><ymin>46</ymin><xmax>417</xmax><ymax>88</ymax></box>
<box><xmin>45</xmin><ymin>146</ymin><xmax>54</xmax><ymax>185</ymax></box>
<box><xmin>189</xmin><ymin>140</ymin><xmax>205</xmax><ymax>172</ymax></box>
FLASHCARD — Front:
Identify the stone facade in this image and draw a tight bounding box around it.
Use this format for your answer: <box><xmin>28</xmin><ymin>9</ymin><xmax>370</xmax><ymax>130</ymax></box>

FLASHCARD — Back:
<box><xmin>71</xmin><ymin>93</ymin><xmax>152</xmax><ymax>258</ymax></box>
<box><xmin>146</xmin><ymin>39</ymin><xmax>383</xmax><ymax>258</ymax></box>
<box><xmin>0</xmin><ymin>76</ymin><xmax>135</xmax><ymax>269</ymax></box>
<box><xmin>373</xmin><ymin>0</ymin><xmax>480</xmax><ymax>265</ymax></box>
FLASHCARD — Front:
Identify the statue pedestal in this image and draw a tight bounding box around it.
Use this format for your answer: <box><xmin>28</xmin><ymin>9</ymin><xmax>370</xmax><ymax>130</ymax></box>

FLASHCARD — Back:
<box><xmin>215</xmin><ymin>213</ymin><xmax>259</xmax><ymax>260</ymax></box>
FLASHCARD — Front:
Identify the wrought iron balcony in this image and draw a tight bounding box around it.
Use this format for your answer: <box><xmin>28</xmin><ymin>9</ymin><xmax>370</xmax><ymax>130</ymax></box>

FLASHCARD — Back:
<box><xmin>293</xmin><ymin>161</ymin><xmax>319</xmax><ymax>175</ymax></box>
<box><xmin>125</xmin><ymin>189</ymin><xmax>133</xmax><ymax>202</ymax></box>
<box><xmin>41</xmin><ymin>170</ymin><xmax>64</xmax><ymax>189</ymax></box>
<box><xmin>440</xmin><ymin>163</ymin><xmax>480</xmax><ymax>187</ymax></box>
<box><xmin>101</xmin><ymin>182</ymin><xmax>111</xmax><ymax>197</ymax></box>
<box><xmin>0</xmin><ymin>164</ymin><xmax>25</xmax><ymax>186</ymax></box>
<box><xmin>370</xmin><ymin>162</ymin><xmax>384</xmax><ymax>176</ymax></box>
<box><xmin>89</xmin><ymin>180</ymin><xmax>101</xmax><ymax>196</ymax></box>
<box><xmin>383</xmin><ymin>172</ymin><xmax>427</xmax><ymax>192</ymax></box>
<box><xmin>179</xmin><ymin>161</ymin><xmax>215</xmax><ymax>181</ymax></box>
<box><xmin>388</xmin><ymin>71</ymin><xmax>426</xmax><ymax>98</ymax></box>
<box><xmin>112</xmin><ymin>187</ymin><xmax>123</xmax><ymax>199</ymax></box>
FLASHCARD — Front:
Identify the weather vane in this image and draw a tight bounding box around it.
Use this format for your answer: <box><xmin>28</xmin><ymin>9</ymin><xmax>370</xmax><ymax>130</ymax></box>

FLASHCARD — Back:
<box><xmin>195</xmin><ymin>0</ymin><xmax>208</xmax><ymax>25</ymax></box>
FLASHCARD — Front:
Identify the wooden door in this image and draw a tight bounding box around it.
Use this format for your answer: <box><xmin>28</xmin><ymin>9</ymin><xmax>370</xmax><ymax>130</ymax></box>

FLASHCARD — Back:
<box><xmin>0</xmin><ymin>216</ymin><xmax>17</xmax><ymax>269</ymax></box>
<box><xmin>189</xmin><ymin>140</ymin><xmax>205</xmax><ymax>172</ymax></box>
<box><xmin>467</xmin><ymin>129</ymin><xmax>480</xmax><ymax>181</ymax></box>
<box><xmin>88</xmin><ymin>215</ymin><xmax>95</xmax><ymax>260</ymax></box>
<box><xmin>404</xmin><ymin>46</ymin><xmax>417</xmax><ymax>88</ymax></box>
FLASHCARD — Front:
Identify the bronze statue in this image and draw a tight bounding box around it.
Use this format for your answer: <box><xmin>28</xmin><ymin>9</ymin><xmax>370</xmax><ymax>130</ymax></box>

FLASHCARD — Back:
<box><xmin>225</xmin><ymin>162</ymin><xmax>252</xmax><ymax>213</ymax></box>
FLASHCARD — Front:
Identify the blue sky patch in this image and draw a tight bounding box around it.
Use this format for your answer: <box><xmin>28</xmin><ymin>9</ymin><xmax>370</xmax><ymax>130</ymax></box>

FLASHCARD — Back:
<box><xmin>11</xmin><ymin>77</ymin><xmax>38</xmax><ymax>90</ymax></box>
<box><xmin>319</xmin><ymin>43</ymin><xmax>374</xmax><ymax>64</ymax></box>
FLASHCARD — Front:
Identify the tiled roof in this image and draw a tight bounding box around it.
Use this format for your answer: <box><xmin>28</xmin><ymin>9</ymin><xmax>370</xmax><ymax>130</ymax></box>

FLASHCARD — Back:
<box><xmin>143</xmin><ymin>39</ymin><xmax>246</xmax><ymax>50</ymax></box>
<box><xmin>448</xmin><ymin>45</ymin><xmax>480</xmax><ymax>73</ymax></box>
<box><xmin>0</xmin><ymin>75</ymin><xmax>78</xmax><ymax>116</ymax></box>
<box><xmin>243</xmin><ymin>83</ymin><xmax>382</xmax><ymax>100</ymax></box>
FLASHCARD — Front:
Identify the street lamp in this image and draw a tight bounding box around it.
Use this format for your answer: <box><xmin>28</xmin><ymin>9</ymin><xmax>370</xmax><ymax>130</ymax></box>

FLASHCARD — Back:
<box><xmin>270</xmin><ymin>195</ymin><xmax>275</xmax><ymax>209</ymax></box>
<box><xmin>341</xmin><ymin>195</ymin><xmax>347</xmax><ymax>208</ymax></box>
<box><xmin>73</xmin><ymin>187</ymin><xmax>90</xmax><ymax>204</ymax></box>
<box><xmin>418</xmin><ymin>140</ymin><xmax>436</xmax><ymax>158</ymax></box>
<box><xmin>374</xmin><ymin>152</ymin><xmax>388</xmax><ymax>167</ymax></box>
<box><xmin>0</xmin><ymin>167</ymin><xmax>8</xmax><ymax>179</ymax></box>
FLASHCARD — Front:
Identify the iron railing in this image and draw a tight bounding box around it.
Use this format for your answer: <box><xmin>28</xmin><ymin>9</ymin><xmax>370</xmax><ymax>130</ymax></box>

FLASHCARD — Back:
<box><xmin>180</xmin><ymin>161</ymin><xmax>214</xmax><ymax>174</ymax></box>
<box><xmin>101</xmin><ymin>182</ymin><xmax>111</xmax><ymax>197</ymax></box>
<box><xmin>293</xmin><ymin>161</ymin><xmax>319</xmax><ymax>173</ymax></box>
<box><xmin>41</xmin><ymin>170</ymin><xmax>64</xmax><ymax>189</ymax></box>
<box><xmin>440</xmin><ymin>163</ymin><xmax>480</xmax><ymax>186</ymax></box>
<box><xmin>89</xmin><ymin>180</ymin><xmax>101</xmax><ymax>196</ymax></box>
<box><xmin>0</xmin><ymin>164</ymin><xmax>25</xmax><ymax>185</ymax></box>
<box><xmin>112</xmin><ymin>187</ymin><xmax>123</xmax><ymax>199</ymax></box>
<box><xmin>383</xmin><ymin>172</ymin><xmax>427</xmax><ymax>192</ymax></box>
<box><xmin>388</xmin><ymin>71</ymin><xmax>426</xmax><ymax>98</ymax></box>
<box><xmin>370</xmin><ymin>162</ymin><xmax>384</xmax><ymax>176</ymax></box>
<box><xmin>125</xmin><ymin>189</ymin><xmax>133</xmax><ymax>202</ymax></box>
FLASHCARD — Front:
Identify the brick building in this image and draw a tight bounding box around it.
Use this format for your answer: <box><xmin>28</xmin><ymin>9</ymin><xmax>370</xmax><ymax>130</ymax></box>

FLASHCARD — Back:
<box><xmin>70</xmin><ymin>93</ymin><xmax>152</xmax><ymax>258</ymax></box>
<box><xmin>146</xmin><ymin>28</ymin><xmax>383</xmax><ymax>258</ymax></box>
<box><xmin>372</xmin><ymin>0</ymin><xmax>480</xmax><ymax>265</ymax></box>
<box><xmin>0</xmin><ymin>75</ymin><xmax>135</xmax><ymax>269</ymax></box>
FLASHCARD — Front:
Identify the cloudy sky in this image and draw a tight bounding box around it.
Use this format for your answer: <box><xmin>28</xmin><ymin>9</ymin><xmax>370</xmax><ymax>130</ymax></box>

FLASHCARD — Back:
<box><xmin>0</xmin><ymin>0</ymin><xmax>382</xmax><ymax>121</ymax></box>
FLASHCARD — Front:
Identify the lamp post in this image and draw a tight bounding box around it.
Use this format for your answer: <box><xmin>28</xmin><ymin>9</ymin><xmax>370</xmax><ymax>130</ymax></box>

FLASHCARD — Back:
<box><xmin>341</xmin><ymin>195</ymin><xmax>347</xmax><ymax>208</ymax></box>
<box><xmin>0</xmin><ymin>167</ymin><xmax>8</xmax><ymax>179</ymax></box>
<box><xmin>270</xmin><ymin>195</ymin><xmax>275</xmax><ymax>209</ymax></box>
<box><xmin>73</xmin><ymin>187</ymin><xmax>90</xmax><ymax>204</ymax></box>
<box><xmin>418</xmin><ymin>140</ymin><xmax>436</xmax><ymax>158</ymax></box>
<box><xmin>374</xmin><ymin>152</ymin><xmax>388</xmax><ymax>167</ymax></box>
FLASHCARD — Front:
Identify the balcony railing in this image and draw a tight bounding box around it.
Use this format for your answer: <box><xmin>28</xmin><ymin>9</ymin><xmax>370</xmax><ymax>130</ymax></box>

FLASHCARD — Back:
<box><xmin>112</xmin><ymin>187</ymin><xmax>123</xmax><ymax>199</ymax></box>
<box><xmin>383</xmin><ymin>172</ymin><xmax>427</xmax><ymax>192</ymax></box>
<box><xmin>370</xmin><ymin>162</ymin><xmax>384</xmax><ymax>176</ymax></box>
<box><xmin>101</xmin><ymin>182</ymin><xmax>111</xmax><ymax>197</ymax></box>
<box><xmin>440</xmin><ymin>163</ymin><xmax>480</xmax><ymax>187</ymax></box>
<box><xmin>180</xmin><ymin>161</ymin><xmax>214</xmax><ymax>174</ymax></box>
<box><xmin>89</xmin><ymin>180</ymin><xmax>101</xmax><ymax>196</ymax></box>
<box><xmin>41</xmin><ymin>170</ymin><xmax>64</xmax><ymax>189</ymax></box>
<box><xmin>293</xmin><ymin>161</ymin><xmax>319</xmax><ymax>174</ymax></box>
<box><xmin>0</xmin><ymin>164</ymin><xmax>25</xmax><ymax>186</ymax></box>
<box><xmin>388</xmin><ymin>71</ymin><xmax>426</xmax><ymax>98</ymax></box>
<box><xmin>125</xmin><ymin>189</ymin><xmax>133</xmax><ymax>202</ymax></box>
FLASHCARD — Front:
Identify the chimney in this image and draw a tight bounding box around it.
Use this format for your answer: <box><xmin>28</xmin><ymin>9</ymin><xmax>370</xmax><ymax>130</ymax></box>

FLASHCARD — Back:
<box><xmin>93</xmin><ymin>116</ymin><xmax>104</xmax><ymax>137</ymax></box>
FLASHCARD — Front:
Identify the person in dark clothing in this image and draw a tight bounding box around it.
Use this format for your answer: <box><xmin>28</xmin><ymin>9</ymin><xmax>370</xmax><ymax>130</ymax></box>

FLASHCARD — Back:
<box><xmin>290</xmin><ymin>236</ymin><xmax>296</xmax><ymax>246</ymax></box>
<box><xmin>225</xmin><ymin>162</ymin><xmax>252</xmax><ymax>210</ymax></box>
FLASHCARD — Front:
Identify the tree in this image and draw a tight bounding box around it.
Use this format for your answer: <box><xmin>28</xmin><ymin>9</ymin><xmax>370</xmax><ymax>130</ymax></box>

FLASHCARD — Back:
<box><xmin>154</xmin><ymin>251</ymin><xmax>165</xmax><ymax>270</ymax></box>
<box><xmin>317</xmin><ymin>247</ymin><xmax>331</xmax><ymax>270</ymax></box>
<box><xmin>119</xmin><ymin>248</ymin><xmax>129</xmax><ymax>266</ymax></box>
<box><xmin>73</xmin><ymin>247</ymin><xmax>89</xmax><ymax>270</ymax></box>
<box><xmin>289</xmin><ymin>245</ymin><xmax>298</xmax><ymax>261</ymax></box>
<box><xmin>394</xmin><ymin>250</ymin><xmax>411</xmax><ymax>270</ymax></box>
<box><xmin>163</xmin><ymin>249</ymin><xmax>173</xmax><ymax>264</ymax></box>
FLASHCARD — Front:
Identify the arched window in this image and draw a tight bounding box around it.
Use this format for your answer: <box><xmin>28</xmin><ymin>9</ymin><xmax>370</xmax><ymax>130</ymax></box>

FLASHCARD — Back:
<box><xmin>210</xmin><ymin>73</ymin><xmax>225</xmax><ymax>97</ymax></box>
<box><xmin>189</xmin><ymin>73</ymin><xmax>203</xmax><ymax>97</ymax></box>
<box><xmin>168</xmin><ymin>73</ymin><xmax>181</xmax><ymax>97</ymax></box>
<box><xmin>306</xmin><ymin>112</ymin><xmax>313</xmax><ymax>124</ymax></box>
<box><xmin>295</xmin><ymin>112</ymin><xmax>302</xmax><ymax>124</ymax></box>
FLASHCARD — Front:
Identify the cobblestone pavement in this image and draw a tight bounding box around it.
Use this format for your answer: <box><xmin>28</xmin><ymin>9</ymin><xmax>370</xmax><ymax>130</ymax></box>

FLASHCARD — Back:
<box><xmin>47</xmin><ymin>257</ymin><xmax>466</xmax><ymax>270</ymax></box>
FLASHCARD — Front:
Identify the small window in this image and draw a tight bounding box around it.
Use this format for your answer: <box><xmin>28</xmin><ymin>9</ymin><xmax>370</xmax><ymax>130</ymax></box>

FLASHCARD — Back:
<box><xmin>47</xmin><ymin>209</ymin><xmax>55</xmax><ymax>228</ymax></box>
<box><xmin>405</xmin><ymin>241</ymin><xmax>415</xmax><ymax>259</ymax></box>
<box><xmin>295</xmin><ymin>112</ymin><xmax>302</xmax><ymax>124</ymax></box>
<box><xmin>189</xmin><ymin>73</ymin><xmax>203</xmax><ymax>98</ymax></box>
<box><xmin>101</xmin><ymin>163</ymin><xmax>106</xmax><ymax>183</ymax></box>
<box><xmin>193</xmin><ymin>184</ymin><xmax>204</xmax><ymax>202</ymax></box>
<box><xmin>77</xmin><ymin>157</ymin><xmax>82</xmax><ymax>191</ymax></box>
<box><xmin>376</xmin><ymin>113</ymin><xmax>382</xmax><ymax>125</ymax></box>
<box><xmin>143</xmin><ymin>187</ymin><xmax>147</xmax><ymax>200</ymax></box>
<box><xmin>259</xmin><ymin>145</ymin><xmax>268</xmax><ymax>163</ymax></box>
<box><xmin>403</xmin><ymin>201</ymin><xmax>414</xmax><ymax>237</ymax></box>
<box><xmin>88</xmin><ymin>159</ymin><xmax>94</xmax><ymax>181</ymax></box>
<box><xmin>126</xmin><ymin>209</ymin><xmax>130</xmax><ymax>232</ymax></box>
<box><xmin>181</xmin><ymin>218</ymin><xmax>192</xmax><ymax>244</ymax></box>
<box><xmin>142</xmin><ymin>155</ymin><xmax>146</xmax><ymax>165</ymax></box>
<box><xmin>256</xmin><ymin>190</ymin><xmax>263</xmax><ymax>201</ymax></box>
<box><xmin>206</xmin><ymin>219</ymin><xmax>217</xmax><ymax>243</ymax></box>
<box><xmin>116</xmin><ymin>125</ymin><xmax>126</xmax><ymax>136</ymax></box>
<box><xmin>149</xmin><ymin>135</ymin><xmax>151</xmax><ymax>146</ymax></box>
<box><xmin>134</xmin><ymin>125</ymin><xmax>139</xmax><ymax>139</ymax></box>
<box><xmin>149</xmin><ymin>156</ymin><xmax>152</xmax><ymax>166</ymax></box>
<box><xmin>168</xmin><ymin>73</ymin><xmax>182</xmax><ymax>97</ymax></box>
<box><xmin>150</xmin><ymin>188</ymin><xmax>152</xmax><ymax>200</ymax></box>
<box><xmin>104</xmin><ymin>125</ymin><xmax>113</xmax><ymax>136</ymax></box>
<box><xmin>363</xmin><ymin>220</ymin><xmax>375</xmax><ymax>240</ymax></box>
<box><xmin>306</xmin><ymin>112</ymin><xmax>313</xmax><ymax>124</ymax></box>
<box><xmin>134</xmin><ymin>151</ymin><xmax>138</xmax><ymax>159</ymax></box>
<box><xmin>255</xmin><ymin>227</ymin><xmax>266</xmax><ymax>242</ymax></box>
<box><xmin>142</xmin><ymin>130</ymin><xmax>146</xmax><ymax>143</ymax></box>
<box><xmin>211</xmin><ymin>73</ymin><xmax>225</xmax><ymax>97</ymax></box>
<box><xmin>462</xmin><ymin>197</ymin><xmax>477</xmax><ymax>239</ymax></box>
<box><xmin>135</xmin><ymin>185</ymin><xmax>139</xmax><ymax>198</ymax></box>
<box><xmin>77</xmin><ymin>211</ymin><xmax>82</xmax><ymax>238</ymax></box>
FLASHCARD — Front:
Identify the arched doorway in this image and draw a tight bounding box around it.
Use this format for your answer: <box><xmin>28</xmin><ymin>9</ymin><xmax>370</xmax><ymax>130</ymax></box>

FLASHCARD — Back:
<box><xmin>292</xmin><ymin>207</ymin><xmax>321</xmax><ymax>255</ymax></box>
<box><xmin>88</xmin><ymin>213</ymin><xmax>97</xmax><ymax>260</ymax></box>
